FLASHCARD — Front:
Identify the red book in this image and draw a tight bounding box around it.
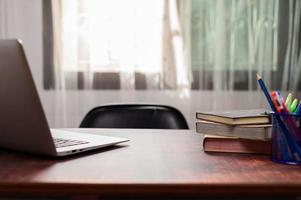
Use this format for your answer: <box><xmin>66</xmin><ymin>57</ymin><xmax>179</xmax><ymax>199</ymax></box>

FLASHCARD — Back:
<box><xmin>203</xmin><ymin>135</ymin><xmax>271</xmax><ymax>154</ymax></box>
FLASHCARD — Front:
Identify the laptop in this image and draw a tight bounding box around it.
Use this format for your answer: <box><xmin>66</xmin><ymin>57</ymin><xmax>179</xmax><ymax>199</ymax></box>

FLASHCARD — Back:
<box><xmin>0</xmin><ymin>39</ymin><xmax>129</xmax><ymax>156</ymax></box>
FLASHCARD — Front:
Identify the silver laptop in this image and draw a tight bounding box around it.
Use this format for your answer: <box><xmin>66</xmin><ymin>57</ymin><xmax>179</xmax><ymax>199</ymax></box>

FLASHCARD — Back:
<box><xmin>0</xmin><ymin>39</ymin><xmax>129</xmax><ymax>156</ymax></box>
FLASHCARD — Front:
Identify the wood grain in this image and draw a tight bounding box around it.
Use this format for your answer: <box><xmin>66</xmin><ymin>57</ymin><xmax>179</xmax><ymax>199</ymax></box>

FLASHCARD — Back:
<box><xmin>0</xmin><ymin>128</ymin><xmax>300</xmax><ymax>198</ymax></box>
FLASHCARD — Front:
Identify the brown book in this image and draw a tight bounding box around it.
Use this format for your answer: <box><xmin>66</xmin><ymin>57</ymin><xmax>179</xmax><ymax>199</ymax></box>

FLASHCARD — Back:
<box><xmin>196</xmin><ymin>109</ymin><xmax>270</xmax><ymax>125</ymax></box>
<box><xmin>196</xmin><ymin>120</ymin><xmax>272</xmax><ymax>140</ymax></box>
<box><xmin>203</xmin><ymin>135</ymin><xmax>271</xmax><ymax>154</ymax></box>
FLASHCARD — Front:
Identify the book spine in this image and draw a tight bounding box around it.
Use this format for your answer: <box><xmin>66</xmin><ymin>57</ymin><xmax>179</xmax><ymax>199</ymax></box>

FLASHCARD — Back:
<box><xmin>203</xmin><ymin>137</ymin><xmax>271</xmax><ymax>154</ymax></box>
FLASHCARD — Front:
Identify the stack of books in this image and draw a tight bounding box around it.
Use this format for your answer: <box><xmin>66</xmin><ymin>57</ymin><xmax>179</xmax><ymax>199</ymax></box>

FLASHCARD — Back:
<box><xmin>196</xmin><ymin>109</ymin><xmax>272</xmax><ymax>154</ymax></box>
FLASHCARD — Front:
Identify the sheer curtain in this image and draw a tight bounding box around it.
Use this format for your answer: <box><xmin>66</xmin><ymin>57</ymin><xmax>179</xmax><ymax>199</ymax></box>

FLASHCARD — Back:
<box><xmin>191</xmin><ymin>0</ymin><xmax>279</xmax><ymax>91</ymax></box>
<box><xmin>282</xmin><ymin>0</ymin><xmax>301</xmax><ymax>91</ymax></box>
<box><xmin>51</xmin><ymin>0</ymin><xmax>191</xmax><ymax>91</ymax></box>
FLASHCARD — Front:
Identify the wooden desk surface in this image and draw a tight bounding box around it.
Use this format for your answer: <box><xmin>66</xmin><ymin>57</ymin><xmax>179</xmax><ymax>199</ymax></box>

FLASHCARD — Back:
<box><xmin>0</xmin><ymin>128</ymin><xmax>301</xmax><ymax>198</ymax></box>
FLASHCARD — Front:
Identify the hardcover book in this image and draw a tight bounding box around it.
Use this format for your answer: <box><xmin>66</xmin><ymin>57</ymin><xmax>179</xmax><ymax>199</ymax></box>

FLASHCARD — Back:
<box><xmin>196</xmin><ymin>120</ymin><xmax>272</xmax><ymax>140</ymax></box>
<box><xmin>196</xmin><ymin>109</ymin><xmax>270</xmax><ymax>125</ymax></box>
<box><xmin>203</xmin><ymin>135</ymin><xmax>271</xmax><ymax>154</ymax></box>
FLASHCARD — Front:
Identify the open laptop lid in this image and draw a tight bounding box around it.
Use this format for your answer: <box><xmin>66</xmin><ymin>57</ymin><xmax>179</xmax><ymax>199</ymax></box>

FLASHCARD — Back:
<box><xmin>0</xmin><ymin>39</ymin><xmax>57</xmax><ymax>156</ymax></box>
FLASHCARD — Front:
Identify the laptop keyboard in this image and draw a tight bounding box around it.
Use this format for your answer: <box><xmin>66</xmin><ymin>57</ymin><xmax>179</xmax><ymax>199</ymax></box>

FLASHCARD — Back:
<box><xmin>53</xmin><ymin>138</ymin><xmax>89</xmax><ymax>148</ymax></box>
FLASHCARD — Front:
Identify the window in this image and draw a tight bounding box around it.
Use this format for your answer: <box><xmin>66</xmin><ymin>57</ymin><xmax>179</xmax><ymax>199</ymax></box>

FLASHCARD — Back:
<box><xmin>61</xmin><ymin>0</ymin><xmax>164</xmax><ymax>73</ymax></box>
<box><xmin>44</xmin><ymin>0</ymin><xmax>301</xmax><ymax>91</ymax></box>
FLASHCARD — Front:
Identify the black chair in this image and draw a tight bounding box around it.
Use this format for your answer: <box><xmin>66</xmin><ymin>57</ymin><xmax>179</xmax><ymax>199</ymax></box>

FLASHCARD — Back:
<box><xmin>79</xmin><ymin>104</ymin><xmax>189</xmax><ymax>129</ymax></box>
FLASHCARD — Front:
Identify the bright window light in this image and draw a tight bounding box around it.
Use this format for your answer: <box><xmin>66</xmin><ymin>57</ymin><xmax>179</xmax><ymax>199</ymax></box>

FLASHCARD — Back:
<box><xmin>61</xmin><ymin>0</ymin><xmax>164</xmax><ymax>73</ymax></box>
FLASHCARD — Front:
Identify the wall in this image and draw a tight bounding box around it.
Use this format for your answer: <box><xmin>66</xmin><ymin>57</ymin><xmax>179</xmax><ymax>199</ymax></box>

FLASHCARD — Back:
<box><xmin>16</xmin><ymin>0</ymin><xmax>43</xmax><ymax>89</ymax></box>
<box><xmin>0</xmin><ymin>0</ymin><xmax>43</xmax><ymax>89</ymax></box>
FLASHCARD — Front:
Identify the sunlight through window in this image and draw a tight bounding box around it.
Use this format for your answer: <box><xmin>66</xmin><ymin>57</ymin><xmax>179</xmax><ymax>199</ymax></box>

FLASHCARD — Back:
<box><xmin>62</xmin><ymin>0</ymin><xmax>164</xmax><ymax>73</ymax></box>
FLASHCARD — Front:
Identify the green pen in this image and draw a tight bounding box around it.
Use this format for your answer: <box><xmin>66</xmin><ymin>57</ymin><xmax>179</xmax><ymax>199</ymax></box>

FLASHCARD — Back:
<box><xmin>285</xmin><ymin>93</ymin><xmax>292</xmax><ymax>107</ymax></box>
<box><xmin>295</xmin><ymin>100</ymin><xmax>301</xmax><ymax>114</ymax></box>
<box><xmin>290</xmin><ymin>98</ymin><xmax>299</xmax><ymax>113</ymax></box>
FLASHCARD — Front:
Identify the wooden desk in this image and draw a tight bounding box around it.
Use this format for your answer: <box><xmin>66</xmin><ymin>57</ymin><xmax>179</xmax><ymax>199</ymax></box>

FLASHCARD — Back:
<box><xmin>0</xmin><ymin>129</ymin><xmax>300</xmax><ymax>198</ymax></box>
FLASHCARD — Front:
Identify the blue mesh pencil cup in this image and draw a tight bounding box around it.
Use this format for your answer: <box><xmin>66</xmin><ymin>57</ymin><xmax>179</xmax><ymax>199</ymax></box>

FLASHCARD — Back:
<box><xmin>271</xmin><ymin>113</ymin><xmax>301</xmax><ymax>165</ymax></box>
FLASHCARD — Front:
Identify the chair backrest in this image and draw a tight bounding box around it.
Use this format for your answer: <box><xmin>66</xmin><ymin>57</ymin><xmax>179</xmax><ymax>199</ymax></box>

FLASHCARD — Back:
<box><xmin>79</xmin><ymin>104</ymin><xmax>189</xmax><ymax>129</ymax></box>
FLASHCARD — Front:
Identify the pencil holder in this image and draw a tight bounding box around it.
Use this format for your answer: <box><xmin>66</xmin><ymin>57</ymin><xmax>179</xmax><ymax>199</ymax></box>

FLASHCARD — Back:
<box><xmin>271</xmin><ymin>113</ymin><xmax>301</xmax><ymax>165</ymax></box>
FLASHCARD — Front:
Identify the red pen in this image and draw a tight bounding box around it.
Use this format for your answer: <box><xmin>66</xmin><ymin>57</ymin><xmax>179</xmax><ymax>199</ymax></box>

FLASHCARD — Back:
<box><xmin>276</xmin><ymin>91</ymin><xmax>294</xmax><ymax>114</ymax></box>
<box><xmin>271</xmin><ymin>91</ymin><xmax>282</xmax><ymax>113</ymax></box>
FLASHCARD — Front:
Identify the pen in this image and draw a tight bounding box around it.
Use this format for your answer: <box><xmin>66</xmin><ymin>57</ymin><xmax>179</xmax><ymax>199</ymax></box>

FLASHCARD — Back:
<box><xmin>271</xmin><ymin>91</ymin><xmax>284</xmax><ymax>113</ymax></box>
<box><xmin>295</xmin><ymin>101</ymin><xmax>301</xmax><ymax>114</ymax></box>
<box><xmin>277</xmin><ymin>92</ymin><xmax>296</xmax><ymax>114</ymax></box>
<box><xmin>271</xmin><ymin>91</ymin><xmax>291</xmax><ymax>160</ymax></box>
<box><xmin>271</xmin><ymin>91</ymin><xmax>282</xmax><ymax>113</ymax></box>
<box><xmin>286</xmin><ymin>93</ymin><xmax>292</xmax><ymax>107</ymax></box>
<box><xmin>290</xmin><ymin>98</ymin><xmax>299</xmax><ymax>113</ymax></box>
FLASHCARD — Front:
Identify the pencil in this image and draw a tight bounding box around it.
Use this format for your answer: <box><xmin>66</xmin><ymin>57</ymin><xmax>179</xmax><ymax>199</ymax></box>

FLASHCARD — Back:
<box><xmin>256</xmin><ymin>74</ymin><xmax>276</xmax><ymax>112</ymax></box>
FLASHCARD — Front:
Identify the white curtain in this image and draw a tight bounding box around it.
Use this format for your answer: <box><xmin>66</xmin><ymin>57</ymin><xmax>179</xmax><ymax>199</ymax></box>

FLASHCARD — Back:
<box><xmin>51</xmin><ymin>0</ymin><xmax>191</xmax><ymax>91</ymax></box>
<box><xmin>162</xmin><ymin>0</ymin><xmax>192</xmax><ymax>90</ymax></box>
